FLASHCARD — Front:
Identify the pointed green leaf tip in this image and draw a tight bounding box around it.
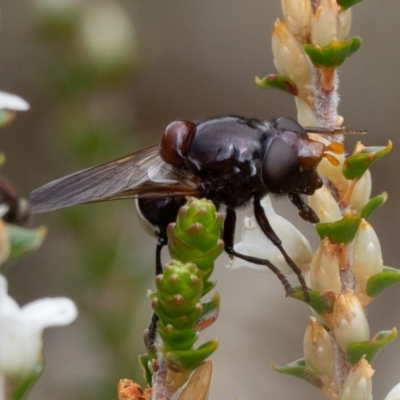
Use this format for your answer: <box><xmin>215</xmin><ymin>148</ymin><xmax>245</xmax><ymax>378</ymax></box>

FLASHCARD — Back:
<box><xmin>337</xmin><ymin>0</ymin><xmax>365</xmax><ymax>11</ymax></box>
<box><xmin>272</xmin><ymin>358</ymin><xmax>323</xmax><ymax>388</ymax></box>
<box><xmin>304</xmin><ymin>37</ymin><xmax>362</xmax><ymax>68</ymax></box>
<box><xmin>343</xmin><ymin>141</ymin><xmax>392</xmax><ymax>180</ymax></box>
<box><xmin>366</xmin><ymin>266</ymin><xmax>400</xmax><ymax>297</ymax></box>
<box><xmin>7</xmin><ymin>225</ymin><xmax>47</xmax><ymax>261</ymax></box>
<box><xmin>360</xmin><ymin>193</ymin><xmax>387</xmax><ymax>220</ymax></box>
<box><xmin>165</xmin><ymin>338</ymin><xmax>219</xmax><ymax>372</ymax></box>
<box><xmin>138</xmin><ymin>354</ymin><xmax>154</xmax><ymax>387</ymax></box>
<box><xmin>346</xmin><ymin>328</ymin><xmax>397</xmax><ymax>365</ymax></box>
<box><xmin>290</xmin><ymin>287</ymin><xmax>335</xmax><ymax>315</ymax></box>
<box><xmin>255</xmin><ymin>74</ymin><xmax>298</xmax><ymax>96</ymax></box>
<box><xmin>315</xmin><ymin>212</ymin><xmax>359</xmax><ymax>244</ymax></box>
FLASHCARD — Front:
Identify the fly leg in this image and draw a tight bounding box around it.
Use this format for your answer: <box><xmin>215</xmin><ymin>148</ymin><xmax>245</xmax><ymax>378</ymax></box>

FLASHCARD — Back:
<box><xmin>253</xmin><ymin>197</ymin><xmax>310</xmax><ymax>301</ymax></box>
<box><xmin>288</xmin><ymin>193</ymin><xmax>319</xmax><ymax>223</ymax></box>
<box><xmin>146</xmin><ymin>235</ymin><xmax>168</xmax><ymax>351</ymax></box>
<box><xmin>223</xmin><ymin>206</ymin><xmax>294</xmax><ymax>297</ymax></box>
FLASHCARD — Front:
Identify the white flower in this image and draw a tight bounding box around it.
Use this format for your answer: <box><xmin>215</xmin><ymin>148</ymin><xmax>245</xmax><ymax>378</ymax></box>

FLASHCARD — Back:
<box><xmin>340</xmin><ymin>358</ymin><xmax>373</xmax><ymax>400</ymax></box>
<box><xmin>0</xmin><ymin>92</ymin><xmax>29</xmax><ymax>111</ymax></box>
<box><xmin>384</xmin><ymin>382</ymin><xmax>400</xmax><ymax>400</ymax></box>
<box><xmin>310</xmin><ymin>238</ymin><xmax>341</xmax><ymax>293</ymax></box>
<box><xmin>332</xmin><ymin>290</ymin><xmax>369</xmax><ymax>353</ymax></box>
<box><xmin>311</xmin><ymin>0</ymin><xmax>339</xmax><ymax>47</ymax></box>
<box><xmin>0</xmin><ymin>274</ymin><xmax>77</xmax><ymax>379</ymax></box>
<box><xmin>303</xmin><ymin>317</ymin><xmax>335</xmax><ymax>381</ymax></box>
<box><xmin>281</xmin><ymin>0</ymin><xmax>312</xmax><ymax>42</ymax></box>
<box><xmin>228</xmin><ymin>196</ymin><xmax>313</xmax><ymax>274</ymax></box>
<box><xmin>353</xmin><ymin>219</ymin><xmax>383</xmax><ymax>305</ymax></box>
<box><xmin>272</xmin><ymin>19</ymin><xmax>312</xmax><ymax>88</ymax></box>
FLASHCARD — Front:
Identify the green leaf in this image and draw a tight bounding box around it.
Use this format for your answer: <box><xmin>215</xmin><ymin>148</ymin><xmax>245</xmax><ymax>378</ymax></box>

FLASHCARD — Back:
<box><xmin>158</xmin><ymin>324</ymin><xmax>198</xmax><ymax>352</ymax></box>
<box><xmin>255</xmin><ymin>74</ymin><xmax>299</xmax><ymax>96</ymax></box>
<box><xmin>290</xmin><ymin>288</ymin><xmax>335</xmax><ymax>316</ymax></box>
<box><xmin>304</xmin><ymin>37</ymin><xmax>362</xmax><ymax>68</ymax></box>
<box><xmin>195</xmin><ymin>292</ymin><xmax>220</xmax><ymax>331</ymax></box>
<box><xmin>315</xmin><ymin>212</ymin><xmax>360</xmax><ymax>244</ymax></box>
<box><xmin>7</xmin><ymin>225</ymin><xmax>47</xmax><ymax>261</ymax></box>
<box><xmin>272</xmin><ymin>358</ymin><xmax>323</xmax><ymax>388</ymax></box>
<box><xmin>337</xmin><ymin>0</ymin><xmax>365</xmax><ymax>11</ymax></box>
<box><xmin>138</xmin><ymin>354</ymin><xmax>154</xmax><ymax>387</ymax></box>
<box><xmin>166</xmin><ymin>338</ymin><xmax>219</xmax><ymax>372</ymax></box>
<box><xmin>343</xmin><ymin>141</ymin><xmax>392</xmax><ymax>180</ymax></box>
<box><xmin>360</xmin><ymin>193</ymin><xmax>388</xmax><ymax>220</ymax></box>
<box><xmin>366</xmin><ymin>266</ymin><xmax>400</xmax><ymax>297</ymax></box>
<box><xmin>346</xmin><ymin>328</ymin><xmax>398</xmax><ymax>365</ymax></box>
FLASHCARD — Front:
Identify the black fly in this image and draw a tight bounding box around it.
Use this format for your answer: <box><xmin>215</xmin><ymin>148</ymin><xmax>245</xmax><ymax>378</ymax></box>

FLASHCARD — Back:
<box><xmin>30</xmin><ymin>116</ymin><xmax>343</xmax><ymax>299</ymax></box>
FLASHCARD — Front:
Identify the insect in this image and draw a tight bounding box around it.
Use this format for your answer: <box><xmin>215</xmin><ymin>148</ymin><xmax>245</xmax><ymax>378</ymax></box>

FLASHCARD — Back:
<box><xmin>0</xmin><ymin>176</ymin><xmax>30</xmax><ymax>225</ymax></box>
<box><xmin>30</xmin><ymin>115</ymin><xmax>343</xmax><ymax>298</ymax></box>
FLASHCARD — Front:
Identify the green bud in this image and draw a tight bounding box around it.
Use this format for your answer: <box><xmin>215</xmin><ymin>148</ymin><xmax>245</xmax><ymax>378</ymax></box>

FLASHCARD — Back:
<box><xmin>150</xmin><ymin>260</ymin><xmax>204</xmax><ymax>327</ymax></box>
<box><xmin>168</xmin><ymin>197</ymin><xmax>224</xmax><ymax>272</ymax></box>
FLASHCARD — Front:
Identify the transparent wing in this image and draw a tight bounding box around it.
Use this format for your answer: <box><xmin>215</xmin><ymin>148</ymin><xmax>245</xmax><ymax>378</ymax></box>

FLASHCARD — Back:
<box><xmin>30</xmin><ymin>145</ymin><xmax>201</xmax><ymax>214</ymax></box>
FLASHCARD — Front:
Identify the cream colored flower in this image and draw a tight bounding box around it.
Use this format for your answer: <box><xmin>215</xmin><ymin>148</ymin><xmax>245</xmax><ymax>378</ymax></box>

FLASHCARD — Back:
<box><xmin>332</xmin><ymin>290</ymin><xmax>369</xmax><ymax>352</ymax></box>
<box><xmin>340</xmin><ymin>358</ymin><xmax>373</xmax><ymax>400</ymax></box>
<box><xmin>228</xmin><ymin>196</ymin><xmax>313</xmax><ymax>274</ymax></box>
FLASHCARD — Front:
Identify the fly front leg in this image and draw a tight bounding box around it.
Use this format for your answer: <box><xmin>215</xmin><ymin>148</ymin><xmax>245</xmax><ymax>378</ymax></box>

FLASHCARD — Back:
<box><xmin>147</xmin><ymin>234</ymin><xmax>168</xmax><ymax>350</ymax></box>
<box><xmin>288</xmin><ymin>192</ymin><xmax>319</xmax><ymax>223</ymax></box>
<box><xmin>253</xmin><ymin>197</ymin><xmax>310</xmax><ymax>301</ymax></box>
<box><xmin>223</xmin><ymin>206</ymin><xmax>294</xmax><ymax>297</ymax></box>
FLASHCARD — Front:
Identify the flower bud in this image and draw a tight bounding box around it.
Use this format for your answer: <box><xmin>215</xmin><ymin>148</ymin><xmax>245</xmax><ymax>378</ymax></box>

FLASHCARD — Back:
<box><xmin>152</xmin><ymin>260</ymin><xmax>203</xmax><ymax>328</ymax></box>
<box><xmin>229</xmin><ymin>196</ymin><xmax>313</xmax><ymax>274</ymax></box>
<box><xmin>340</xmin><ymin>357</ymin><xmax>374</xmax><ymax>400</ymax></box>
<box><xmin>337</xmin><ymin>8</ymin><xmax>352</xmax><ymax>42</ymax></box>
<box><xmin>168</xmin><ymin>198</ymin><xmax>224</xmax><ymax>273</ymax></box>
<box><xmin>281</xmin><ymin>0</ymin><xmax>311</xmax><ymax>42</ymax></box>
<box><xmin>303</xmin><ymin>317</ymin><xmax>335</xmax><ymax>380</ymax></box>
<box><xmin>310</xmin><ymin>239</ymin><xmax>341</xmax><ymax>293</ymax></box>
<box><xmin>308</xmin><ymin>187</ymin><xmax>342</xmax><ymax>223</ymax></box>
<box><xmin>349</xmin><ymin>170</ymin><xmax>371</xmax><ymax>212</ymax></box>
<box><xmin>295</xmin><ymin>97</ymin><xmax>316</xmax><ymax>126</ymax></box>
<box><xmin>272</xmin><ymin>19</ymin><xmax>312</xmax><ymax>87</ymax></box>
<box><xmin>332</xmin><ymin>291</ymin><xmax>369</xmax><ymax>352</ymax></box>
<box><xmin>311</xmin><ymin>0</ymin><xmax>338</xmax><ymax>47</ymax></box>
<box><xmin>353</xmin><ymin>220</ymin><xmax>383</xmax><ymax>304</ymax></box>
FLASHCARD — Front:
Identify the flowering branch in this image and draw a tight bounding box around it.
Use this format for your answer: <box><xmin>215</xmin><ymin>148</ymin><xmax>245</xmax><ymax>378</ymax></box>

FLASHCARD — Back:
<box><xmin>248</xmin><ymin>0</ymin><xmax>399</xmax><ymax>398</ymax></box>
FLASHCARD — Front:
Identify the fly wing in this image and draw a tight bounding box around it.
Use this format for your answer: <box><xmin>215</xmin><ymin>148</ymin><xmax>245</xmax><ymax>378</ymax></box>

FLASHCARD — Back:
<box><xmin>30</xmin><ymin>145</ymin><xmax>201</xmax><ymax>214</ymax></box>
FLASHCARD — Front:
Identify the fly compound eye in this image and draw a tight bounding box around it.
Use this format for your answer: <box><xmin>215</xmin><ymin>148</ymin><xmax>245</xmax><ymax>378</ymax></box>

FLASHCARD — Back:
<box><xmin>160</xmin><ymin>120</ymin><xmax>196</xmax><ymax>167</ymax></box>
<box><xmin>274</xmin><ymin>117</ymin><xmax>307</xmax><ymax>137</ymax></box>
<box><xmin>262</xmin><ymin>138</ymin><xmax>301</xmax><ymax>194</ymax></box>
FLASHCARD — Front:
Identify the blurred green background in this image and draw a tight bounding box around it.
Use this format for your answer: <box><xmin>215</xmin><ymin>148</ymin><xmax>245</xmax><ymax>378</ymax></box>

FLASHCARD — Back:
<box><xmin>1</xmin><ymin>1</ymin><xmax>400</xmax><ymax>399</ymax></box>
